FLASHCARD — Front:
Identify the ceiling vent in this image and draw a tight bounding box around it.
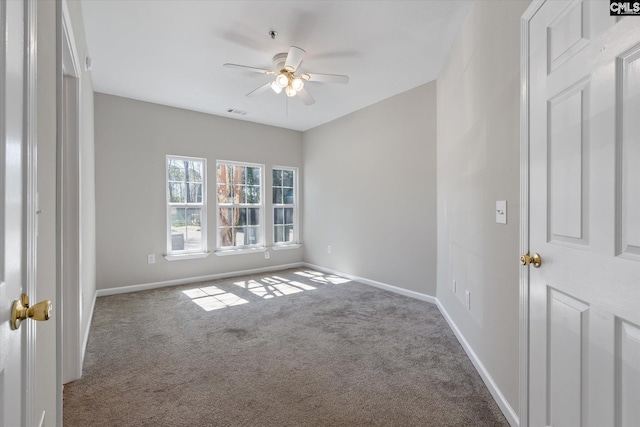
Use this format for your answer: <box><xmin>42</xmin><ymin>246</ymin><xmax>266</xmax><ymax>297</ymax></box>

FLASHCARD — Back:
<box><xmin>226</xmin><ymin>108</ymin><xmax>247</xmax><ymax>116</ymax></box>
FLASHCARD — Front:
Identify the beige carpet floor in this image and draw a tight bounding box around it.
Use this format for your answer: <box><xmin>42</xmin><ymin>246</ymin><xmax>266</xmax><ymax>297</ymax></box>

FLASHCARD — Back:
<box><xmin>63</xmin><ymin>268</ymin><xmax>508</xmax><ymax>426</ymax></box>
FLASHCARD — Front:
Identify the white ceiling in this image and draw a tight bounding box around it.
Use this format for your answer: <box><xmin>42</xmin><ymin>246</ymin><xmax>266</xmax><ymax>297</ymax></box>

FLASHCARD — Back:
<box><xmin>81</xmin><ymin>1</ymin><xmax>470</xmax><ymax>132</ymax></box>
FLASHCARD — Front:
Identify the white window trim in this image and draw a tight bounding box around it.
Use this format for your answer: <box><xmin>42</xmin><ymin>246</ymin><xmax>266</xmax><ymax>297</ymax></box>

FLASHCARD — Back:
<box><xmin>166</xmin><ymin>155</ymin><xmax>208</xmax><ymax>258</ymax></box>
<box><xmin>215</xmin><ymin>159</ymin><xmax>266</xmax><ymax>253</ymax></box>
<box><xmin>272</xmin><ymin>165</ymin><xmax>299</xmax><ymax>246</ymax></box>
<box><xmin>271</xmin><ymin>243</ymin><xmax>302</xmax><ymax>251</ymax></box>
<box><xmin>164</xmin><ymin>252</ymin><xmax>211</xmax><ymax>261</ymax></box>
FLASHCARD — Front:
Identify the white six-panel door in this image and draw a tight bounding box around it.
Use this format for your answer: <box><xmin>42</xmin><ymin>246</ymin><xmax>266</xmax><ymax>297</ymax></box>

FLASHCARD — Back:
<box><xmin>528</xmin><ymin>1</ymin><xmax>640</xmax><ymax>426</ymax></box>
<box><xmin>0</xmin><ymin>0</ymin><xmax>26</xmax><ymax>425</ymax></box>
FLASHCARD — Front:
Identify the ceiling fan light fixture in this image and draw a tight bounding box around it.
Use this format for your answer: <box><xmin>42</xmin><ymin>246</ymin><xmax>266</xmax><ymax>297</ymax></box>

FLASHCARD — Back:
<box><xmin>275</xmin><ymin>72</ymin><xmax>289</xmax><ymax>88</ymax></box>
<box><xmin>285</xmin><ymin>86</ymin><xmax>297</xmax><ymax>97</ymax></box>
<box><xmin>270</xmin><ymin>81</ymin><xmax>282</xmax><ymax>94</ymax></box>
<box><xmin>291</xmin><ymin>77</ymin><xmax>304</xmax><ymax>91</ymax></box>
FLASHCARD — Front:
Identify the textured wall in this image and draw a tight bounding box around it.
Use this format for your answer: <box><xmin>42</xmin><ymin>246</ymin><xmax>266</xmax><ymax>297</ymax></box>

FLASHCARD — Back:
<box><xmin>436</xmin><ymin>0</ymin><xmax>530</xmax><ymax>416</ymax></box>
<box><xmin>94</xmin><ymin>94</ymin><xmax>303</xmax><ymax>289</ymax></box>
<box><xmin>303</xmin><ymin>82</ymin><xmax>437</xmax><ymax>295</ymax></box>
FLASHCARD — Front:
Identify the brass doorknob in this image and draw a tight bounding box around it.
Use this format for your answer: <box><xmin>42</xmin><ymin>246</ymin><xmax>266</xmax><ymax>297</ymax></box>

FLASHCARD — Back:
<box><xmin>520</xmin><ymin>252</ymin><xmax>542</xmax><ymax>268</ymax></box>
<box><xmin>11</xmin><ymin>294</ymin><xmax>52</xmax><ymax>330</ymax></box>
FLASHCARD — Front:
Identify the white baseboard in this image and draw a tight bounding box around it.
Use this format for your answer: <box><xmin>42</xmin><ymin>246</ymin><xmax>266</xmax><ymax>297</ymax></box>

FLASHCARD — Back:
<box><xmin>436</xmin><ymin>300</ymin><xmax>519</xmax><ymax>427</ymax></box>
<box><xmin>96</xmin><ymin>262</ymin><xmax>305</xmax><ymax>297</ymax></box>
<box><xmin>81</xmin><ymin>290</ymin><xmax>97</xmax><ymax>364</ymax></box>
<box><xmin>302</xmin><ymin>263</ymin><xmax>437</xmax><ymax>304</ymax></box>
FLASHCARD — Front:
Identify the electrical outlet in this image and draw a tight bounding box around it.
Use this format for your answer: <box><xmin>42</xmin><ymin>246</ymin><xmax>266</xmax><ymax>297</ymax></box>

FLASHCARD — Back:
<box><xmin>265</xmin><ymin>251</ymin><xmax>270</xmax><ymax>259</ymax></box>
<box><xmin>452</xmin><ymin>279</ymin><xmax>456</xmax><ymax>293</ymax></box>
<box><xmin>465</xmin><ymin>290</ymin><xmax>471</xmax><ymax>310</ymax></box>
<box><xmin>147</xmin><ymin>254</ymin><xmax>155</xmax><ymax>264</ymax></box>
<box><xmin>327</xmin><ymin>245</ymin><xmax>332</xmax><ymax>254</ymax></box>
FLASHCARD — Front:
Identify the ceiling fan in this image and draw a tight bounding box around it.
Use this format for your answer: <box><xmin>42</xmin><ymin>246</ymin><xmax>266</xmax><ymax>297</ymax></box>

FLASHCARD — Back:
<box><xmin>223</xmin><ymin>46</ymin><xmax>349</xmax><ymax>106</ymax></box>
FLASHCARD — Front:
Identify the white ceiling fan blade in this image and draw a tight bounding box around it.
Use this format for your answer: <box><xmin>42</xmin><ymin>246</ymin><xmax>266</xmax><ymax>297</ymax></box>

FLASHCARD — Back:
<box><xmin>284</xmin><ymin>46</ymin><xmax>305</xmax><ymax>72</ymax></box>
<box><xmin>224</xmin><ymin>63</ymin><xmax>273</xmax><ymax>75</ymax></box>
<box><xmin>305</xmin><ymin>72</ymin><xmax>349</xmax><ymax>84</ymax></box>
<box><xmin>246</xmin><ymin>82</ymin><xmax>272</xmax><ymax>97</ymax></box>
<box><xmin>297</xmin><ymin>88</ymin><xmax>315</xmax><ymax>105</ymax></box>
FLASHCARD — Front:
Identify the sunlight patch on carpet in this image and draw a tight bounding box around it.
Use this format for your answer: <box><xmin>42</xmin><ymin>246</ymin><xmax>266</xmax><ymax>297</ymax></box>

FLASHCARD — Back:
<box><xmin>182</xmin><ymin>285</ymin><xmax>249</xmax><ymax>311</ymax></box>
<box><xmin>233</xmin><ymin>277</ymin><xmax>316</xmax><ymax>299</ymax></box>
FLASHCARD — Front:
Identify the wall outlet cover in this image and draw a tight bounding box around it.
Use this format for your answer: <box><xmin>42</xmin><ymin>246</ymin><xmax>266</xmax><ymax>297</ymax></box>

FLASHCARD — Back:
<box><xmin>147</xmin><ymin>254</ymin><xmax>155</xmax><ymax>264</ymax></box>
<box><xmin>265</xmin><ymin>251</ymin><xmax>270</xmax><ymax>259</ymax></box>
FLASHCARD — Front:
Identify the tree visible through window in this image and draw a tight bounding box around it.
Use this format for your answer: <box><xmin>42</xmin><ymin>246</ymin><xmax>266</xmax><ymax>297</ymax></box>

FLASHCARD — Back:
<box><xmin>167</xmin><ymin>156</ymin><xmax>206</xmax><ymax>254</ymax></box>
<box><xmin>273</xmin><ymin>167</ymin><xmax>297</xmax><ymax>244</ymax></box>
<box><xmin>216</xmin><ymin>161</ymin><xmax>263</xmax><ymax>249</ymax></box>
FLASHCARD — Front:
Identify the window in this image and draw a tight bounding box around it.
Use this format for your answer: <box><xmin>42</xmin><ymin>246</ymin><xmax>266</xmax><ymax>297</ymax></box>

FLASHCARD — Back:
<box><xmin>166</xmin><ymin>156</ymin><xmax>207</xmax><ymax>256</ymax></box>
<box><xmin>272</xmin><ymin>167</ymin><xmax>297</xmax><ymax>245</ymax></box>
<box><xmin>216</xmin><ymin>161</ymin><xmax>264</xmax><ymax>251</ymax></box>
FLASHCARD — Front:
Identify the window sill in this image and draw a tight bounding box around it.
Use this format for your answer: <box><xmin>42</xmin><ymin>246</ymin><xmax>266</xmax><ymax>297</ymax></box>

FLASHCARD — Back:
<box><xmin>215</xmin><ymin>247</ymin><xmax>267</xmax><ymax>257</ymax></box>
<box><xmin>272</xmin><ymin>244</ymin><xmax>302</xmax><ymax>251</ymax></box>
<box><xmin>164</xmin><ymin>252</ymin><xmax>210</xmax><ymax>261</ymax></box>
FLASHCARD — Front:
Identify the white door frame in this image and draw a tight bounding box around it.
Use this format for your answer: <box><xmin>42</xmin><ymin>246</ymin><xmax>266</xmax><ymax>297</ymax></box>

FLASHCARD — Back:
<box><xmin>518</xmin><ymin>2</ymin><xmax>549</xmax><ymax>427</ymax></box>
<box><xmin>59</xmin><ymin>0</ymin><xmax>83</xmax><ymax>384</ymax></box>
<box><xmin>25</xmin><ymin>0</ymin><xmax>39</xmax><ymax>424</ymax></box>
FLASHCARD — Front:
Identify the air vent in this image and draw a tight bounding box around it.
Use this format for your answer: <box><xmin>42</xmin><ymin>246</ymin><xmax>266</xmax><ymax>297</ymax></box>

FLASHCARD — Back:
<box><xmin>226</xmin><ymin>108</ymin><xmax>247</xmax><ymax>116</ymax></box>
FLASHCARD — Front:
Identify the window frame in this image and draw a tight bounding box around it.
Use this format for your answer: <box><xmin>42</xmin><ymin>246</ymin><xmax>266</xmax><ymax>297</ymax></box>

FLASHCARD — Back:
<box><xmin>272</xmin><ymin>166</ymin><xmax>299</xmax><ymax>248</ymax></box>
<box><xmin>165</xmin><ymin>155</ymin><xmax>208</xmax><ymax>259</ymax></box>
<box><xmin>215</xmin><ymin>159</ymin><xmax>266</xmax><ymax>254</ymax></box>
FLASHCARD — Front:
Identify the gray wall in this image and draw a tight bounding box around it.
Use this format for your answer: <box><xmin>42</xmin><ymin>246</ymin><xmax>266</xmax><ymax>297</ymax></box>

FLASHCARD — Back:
<box><xmin>436</xmin><ymin>0</ymin><xmax>529</xmax><ymax>414</ymax></box>
<box><xmin>94</xmin><ymin>94</ymin><xmax>303</xmax><ymax>289</ymax></box>
<box><xmin>303</xmin><ymin>82</ymin><xmax>437</xmax><ymax>295</ymax></box>
<box><xmin>67</xmin><ymin>0</ymin><xmax>97</xmax><ymax>357</ymax></box>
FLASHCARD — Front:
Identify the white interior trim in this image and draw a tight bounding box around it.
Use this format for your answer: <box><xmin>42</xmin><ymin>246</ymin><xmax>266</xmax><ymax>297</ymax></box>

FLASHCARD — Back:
<box><xmin>96</xmin><ymin>262</ymin><xmax>304</xmax><ymax>297</ymax></box>
<box><xmin>519</xmin><ymin>2</ymin><xmax>545</xmax><ymax>427</ymax></box>
<box><xmin>81</xmin><ymin>290</ymin><xmax>97</xmax><ymax>363</ymax></box>
<box><xmin>437</xmin><ymin>300</ymin><xmax>519</xmax><ymax>427</ymax></box>
<box><xmin>25</xmin><ymin>1</ymin><xmax>38</xmax><ymax>425</ymax></box>
<box><xmin>60</xmin><ymin>2</ymin><xmax>83</xmax><ymax>385</ymax></box>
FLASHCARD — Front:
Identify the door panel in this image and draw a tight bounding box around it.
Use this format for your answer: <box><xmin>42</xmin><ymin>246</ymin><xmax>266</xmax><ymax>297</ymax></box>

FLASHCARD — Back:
<box><xmin>529</xmin><ymin>1</ymin><xmax>640</xmax><ymax>426</ymax></box>
<box><xmin>0</xmin><ymin>0</ymin><xmax>25</xmax><ymax>426</ymax></box>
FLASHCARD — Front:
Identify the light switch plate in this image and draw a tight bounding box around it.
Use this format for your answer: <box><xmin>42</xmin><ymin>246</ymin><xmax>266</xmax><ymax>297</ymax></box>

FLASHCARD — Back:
<box><xmin>496</xmin><ymin>200</ymin><xmax>507</xmax><ymax>224</ymax></box>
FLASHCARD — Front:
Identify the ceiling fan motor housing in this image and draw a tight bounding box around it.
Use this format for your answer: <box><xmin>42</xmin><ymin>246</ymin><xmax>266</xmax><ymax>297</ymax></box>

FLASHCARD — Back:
<box><xmin>272</xmin><ymin>52</ymin><xmax>289</xmax><ymax>71</ymax></box>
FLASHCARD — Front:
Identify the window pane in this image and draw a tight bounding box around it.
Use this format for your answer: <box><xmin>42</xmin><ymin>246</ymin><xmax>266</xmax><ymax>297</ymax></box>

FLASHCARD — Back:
<box><xmin>284</xmin><ymin>188</ymin><xmax>294</xmax><ymax>204</ymax></box>
<box><xmin>171</xmin><ymin>207</ymin><xmax>186</xmax><ymax>251</ymax></box>
<box><xmin>234</xmin><ymin>165</ymin><xmax>245</xmax><ymax>185</ymax></box>
<box><xmin>235</xmin><ymin>226</ymin><xmax>247</xmax><ymax>245</ymax></box>
<box><xmin>274</xmin><ymin>208</ymin><xmax>284</xmax><ymax>225</ymax></box>
<box><xmin>217</xmin><ymin>163</ymin><xmax>232</xmax><ymax>185</ymax></box>
<box><xmin>245</xmin><ymin>185</ymin><xmax>260</xmax><ymax>204</ymax></box>
<box><xmin>248</xmin><ymin>208</ymin><xmax>260</xmax><ymax>225</ymax></box>
<box><xmin>218</xmin><ymin>208</ymin><xmax>233</xmax><ymax>227</ymax></box>
<box><xmin>184</xmin><ymin>208</ymin><xmax>202</xmax><ymax>251</ymax></box>
<box><xmin>274</xmin><ymin>225</ymin><xmax>284</xmax><ymax>243</ymax></box>
<box><xmin>284</xmin><ymin>225</ymin><xmax>294</xmax><ymax>242</ymax></box>
<box><xmin>236</xmin><ymin>208</ymin><xmax>247</xmax><ymax>226</ymax></box>
<box><xmin>188</xmin><ymin>161</ymin><xmax>203</xmax><ymax>183</ymax></box>
<box><xmin>169</xmin><ymin>183</ymin><xmax>186</xmax><ymax>203</ymax></box>
<box><xmin>283</xmin><ymin>170</ymin><xmax>294</xmax><ymax>187</ymax></box>
<box><xmin>217</xmin><ymin>184</ymin><xmax>232</xmax><ymax>204</ymax></box>
<box><xmin>273</xmin><ymin>188</ymin><xmax>283</xmax><ymax>204</ymax></box>
<box><xmin>219</xmin><ymin>227</ymin><xmax>234</xmax><ymax>247</ymax></box>
<box><xmin>246</xmin><ymin>226</ymin><xmax>260</xmax><ymax>245</ymax></box>
<box><xmin>273</xmin><ymin>169</ymin><xmax>282</xmax><ymax>186</ymax></box>
<box><xmin>247</xmin><ymin>167</ymin><xmax>260</xmax><ymax>185</ymax></box>
<box><xmin>233</xmin><ymin>184</ymin><xmax>244</xmax><ymax>204</ymax></box>
<box><xmin>168</xmin><ymin>159</ymin><xmax>185</xmax><ymax>181</ymax></box>
<box><xmin>186</xmin><ymin>183</ymin><xmax>202</xmax><ymax>203</ymax></box>
<box><xmin>284</xmin><ymin>208</ymin><xmax>294</xmax><ymax>225</ymax></box>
